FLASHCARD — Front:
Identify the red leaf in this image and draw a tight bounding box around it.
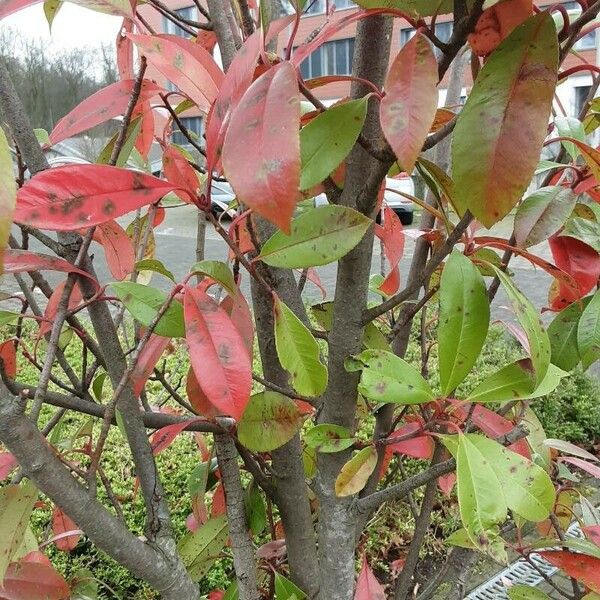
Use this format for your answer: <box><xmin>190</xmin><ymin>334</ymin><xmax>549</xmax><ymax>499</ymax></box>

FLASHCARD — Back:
<box><xmin>150</xmin><ymin>418</ymin><xmax>204</xmax><ymax>455</ymax></box>
<box><xmin>14</xmin><ymin>165</ymin><xmax>176</xmax><ymax>231</ymax></box>
<box><xmin>128</xmin><ymin>34</ymin><xmax>221</xmax><ymax>114</ymax></box>
<box><xmin>548</xmin><ymin>234</ymin><xmax>600</xmax><ymax>309</ymax></box>
<box><xmin>184</xmin><ymin>286</ymin><xmax>252</xmax><ymax>421</ymax></box>
<box><xmin>0</xmin><ymin>452</ymin><xmax>17</xmax><ymax>481</ymax></box>
<box><xmin>220</xmin><ymin>291</ymin><xmax>254</xmax><ymax>356</ymax></box>
<box><xmin>222</xmin><ymin>62</ymin><xmax>301</xmax><ymax>233</ymax></box>
<box><xmin>208</xmin><ymin>591</ymin><xmax>225</xmax><ymax>600</ymax></box>
<box><xmin>196</xmin><ymin>30</ymin><xmax>218</xmax><ymax>53</ymax></box>
<box><xmin>380</xmin><ymin>33</ymin><xmax>438</xmax><ymax>172</ymax></box>
<box><xmin>584</xmin><ymin>525</ymin><xmax>600</xmax><ymax>547</ymax></box>
<box><xmin>49</xmin><ymin>80</ymin><xmax>160</xmax><ymax>145</ymax></box>
<box><xmin>300</xmin><ymin>267</ymin><xmax>327</xmax><ymax>300</ymax></box>
<box><xmin>386</xmin><ymin>421</ymin><xmax>434</xmax><ymax>459</ymax></box>
<box><xmin>539</xmin><ymin>551</ymin><xmax>600</xmax><ymax>592</ymax></box>
<box><xmin>227</xmin><ymin>213</ymin><xmax>254</xmax><ymax>259</ymax></box>
<box><xmin>93</xmin><ymin>220</ymin><xmax>135</xmax><ymax>281</ymax></box>
<box><xmin>3</xmin><ymin>250</ymin><xmax>95</xmax><ymax>281</ymax></box>
<box><xmin>40</xmin><ymin>280</ymin><xmax>83</xmax><ymax>338</ymax></box>
<box><xmin>205</xmin><ymin>16</ymin><xmax>294</xmax><ymax>174</ymax></box>
<box><xmin>0</xmin><ymin>558</ymin><xmax>70</xmax><ymax>600</ymax></box>
<box><xmin>131</xmin><ymin>334</ymin><xmax>170</xmax><ymax>397</ymax></box>
<box><xmin>186</xmin><ymin>367</ymin><xmax>219</xmax><ymax>418</ymax></box>
<box><xmin>0</xmin><ymin>0</ymin><xmax>132</xmax><ymax>18</ymax></box>
<box><xmin>51</xmin><ymin>507</ymin><xmax>81</xmax><ymax>552</ymax></box>
<box><xmin>354</xmin><ymin>555</ymin><xmax>385</xmax><ymax>600</ymax></box>
<box><xmin>116</xmin><ymin>18</ymin><xmax>135</xmax><ymax>80</ymax></box>
<box><xmin>0</xmin><ymin>340</ymin><xmax>17</xmax><ymax>378</ymax></box>
<box><xmin>438</xmin><ymin>472</ymin><xmax>456</xmax><ymax>496</ymax></box>
<box><xmin>561</xmin><ymin>456</ymin><xmax>600</xmax><ymax>479</ymax></box>
<box><xmin>376</xmin><ymin>206</ymin><xmax>405</xmax><ymax>295</ymax></box>
<box><xmin>162</xmin><ymin>144</ymin><xmax>199</xmax><ymax>202</ymax></box>
<box><xmin>211</xmin><ymin>482</ymin><xmax>226</xmax><ymax>518</ymax></box>
<box><xmin>134</xmin><ymin>101</ymin><xmax>155</xmax><ymax>159</ymax></box>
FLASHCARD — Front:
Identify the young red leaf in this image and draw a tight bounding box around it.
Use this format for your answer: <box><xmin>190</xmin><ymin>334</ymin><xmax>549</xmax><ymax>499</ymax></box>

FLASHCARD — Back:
<box><xmin>186</xmin><ymin>367</ymin><xmax>219</xmax><ymax>419</ymax></box>
<box><xmin>386</xmin><ymin>421</ymin><xmax>434</xmax><ymax>459</ymax></box>
<box><xmin>150</xmin><ymin>418</ymin><xmax>205</xmax><ymax>455</ymax></box>
<box><xmin>3</xmin><ymin>250</ymin><xmax>95</xmax><ymax>281</ymax></box>
<box><xmin>131</xmin><ymin>334</ymin><xmax>171</xmax><ymax>397</ymax></box>
<box><xmin>0</xmin><ymin>556</ymin><xmax>70</xmax><ymax>600</ymax></box>
<box><xmin>0</xmin><ymin>341</ymin><xmax>16</xmax><ymax>379</ymax></box>
<box><xmin>538</xmin><ymin>551</ymin><xmax>600</xmax><ymax>592</ymax></box>
<box><xmin>561</xmin><ymin>456</ymin><xmax>600</xmax><ymax>479</ymax></box>
<box><xmin>51</xmin><ymin>507</ymin><xmax>81</xmax><ymax>552</ymax></box>
<box><xmin>116</xmin><ymin>18</ymin><xmax>134</xmax><ymax>80</ymax></box>
<box><xmin>196</xmin><ymin>30</ymin><xmax>218</xmax><ymax>53</ymax></box>
<box><xmin>14</xmin><ymin>165</ymin><xmax>176</xmax><ymax>231</ymax></box>
<box><xmin>49</xmin><ymin>79</ymin><xmax>161</xmax><ymax>145</ymax></box>
<box><xmin>0</xmin><ymin>452</ymin><xmax>17</xmax><ymax>482</ymax></box>
<box><xmin>376</xmin><ymin>206</ymin><xmax>405</xmax><ymax>295</ymax></box>
<box><xmin>380</xmin><ymin>33</ymin><xmax>438</xmax><ymax>172</ymax></box>
<box><xmin>220</xmin><ymin>291</ymin><xmax>254</xmax><ymax>356</ymax></box>
<box><xmin>184</xmin><ymin>286</ymin><xmax>252</xmax><ymax>421</ymax></box>
<box><xmin>438</xmin><ymin>472</ymin><xmax>456</xmax><ymax>496</ymax></box>
<box><xmin>354</xmin><ymin>555</ymin><xmax>386</xmax><ymax>600</ymax></box>
<box><xmin>93</xmin><ymin>220</ymin><xmax>135</xmax><ymax>281</ymax></box>
<box><xmin>222</xmin><ymin>62</ymin><xmax>301</xmax><ymax>233</ymax></box>
<box><xmin>134</xmin><ymin>101</ymin><xmax>155</xmax><ymax>159</ymax></box>
<box><xmin>40</xmin><ymin>280</ymin><xmax>83</xmax><ymax>339</ymax></box>
<box><xmin>584</xmin><ymin>525</ymin><xmax>600</xmax><ymax>548</ymax></box>
<box><xmin>162</xmin><ymin>144</ymin><xmax>199</xmax><ymax>202</ymax></box>
<box><xmin>128</xmin><ymin>34</ymin><xmax>221</xmax><ymax>114</ymax></box>
<box><xmin>210</xmin><ymin>482</ymin><xmax>226</xmax><ymax>518</ymax></box>
<box><xmin>0</xmin><ymin>0</ymin><xmax>132</xmax><ymax>18</ymax></box>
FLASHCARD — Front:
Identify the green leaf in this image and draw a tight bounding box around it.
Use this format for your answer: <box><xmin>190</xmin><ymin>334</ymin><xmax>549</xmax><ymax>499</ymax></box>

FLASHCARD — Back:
<box><xmin>0</xmin><ymin>310</ymin><xmax>19</xmax><ymax>327</ymax></box>
<box><xmin>70</xmin><ymin>568</ymin><xmax>99</xmax><ymax>600</ymax></box>
<box><xmin>237</xmin><ymin>391</ymin><xmax>304</xmax><ymax>452</ymax></box>
<box><xmin>92</xmin><ymin>372</ymin><xmax>108</xmax><ymax>402</ymax></box>
<box><xmin>438</xmin><ymin>252</ymin><xmax>490</xmax><ymax>395</ymax></box>
<box><xmin>275</xmin><ymin>573</ymin><xmax>307</xmax><ymax>599</ymax></box>
<box><xmin>555</xmin><ymin>116</ymin><xmax>586</xmax><ymax>161</ymax></box>
<box><xmin>111</xmin><ymin>281</ymin><xmax>184</xmax><ymax>337</ymax></box>
<box><xmin>177</xmin><ymin>515</ymin><xmax>229</xmax><ymax>581</ymax></box>
<box><xmin>535</xmin><ymin>159</ymin><xmax>565</xmax><ymax>175</ymax></box>
<box><xmin>0</xmin><ymin>482</ymin><xmax>37</xmax><ymax>581</ymax></box>
<box><xmin>448</xmin><ymin>434</ymin><xmax>507</xmax><ymax>560</ymax></box>
<box><xmin>334</xmin><ymin>447</ymin><xmax>377</xmax><ymax>497</ymax></box>
<box><xmin>530</xmin><ymin>536</ymin><xmax>600</xmax><ymax>559</ymax></box>
<box><xmin>244</xmin><ymin>481</ymin><xmax>267</xmax><ymax>536</ymax></box>
<box><xmin>97</xmin><ymin>117</ymin><xmax>142</xmax><ymax>167</ymax></box>
<box><xmin>508</xmin><ymin>584</ymin><xmax>552</xmax><ymax>600</ymax></box>
<box><xmin>259</xmin><ymin>205</ymin><xmax>371</xmax><ymax>268</ymax></box>
<box><xmin>467</xmin><ymin>361</ymin><xmax>566</xmax><ymax>403</ymax></box>
<box><xmin>492</xmin><ymin>267</ymin><xmax>550</xmax><ymax>386</ymax></box>
<box><xmin>521</xmin><ymin>407</ymin><xmax>552</xmax><ymax>471</ymax></box>
<box><xmin>561</xmin><ymin>217</ymin><xmax>600</xmax><ymax>253</ymax></box>
<box><xmin>0</xmin><ymin>128</ymin><xmax>16</xmax><ymax>277</ymax></box>
<box><xmin>452</xmin><ymin>13</ymin><xmax>558</xmax><ymax>227</ymax></box>
<box><xmin>304</xmin><ymin>424</ymin><xmax>356</xmax><ymax>453</ymax></box>
<box><xmin>134</xmin><ymin>259</ymin><xmax>175</xmax><ymax>282</ymax></box>
<box><xmin>189</xmin><ymin>260</ymin><xmax>237</xmax><ymax>296</ymax></box>
<box><xmin>577</xmin><ymin>290</ymin><xmax>600</xmax><ymax>369</ymax></box>
<box><xmin>471</xmin><ymin>248</ymin><xmax>502</xmax><ymax>276</ymax></box>
<box><xmin>300</xmin><ymin>98</ymin><xmax>368</xmax><ymax>190</ymax></box>
<box><xmin>274</xmin><ymin>297</ymin><xmax>327</xmax><ymax>397</ymax></box>
<box><xmin>188</xmin><ymin>461</ymin><xmax>210</xmax><ymax>498</ymax></box>
<box><xmin>548</xmin><ymin>296</ymin><xmax>592</xmax><ymax>371</ymax></box>
<box><xmin>33</xmin><ymin>128</ymin><xmax>50</xmax><ymax>145</ymax></box>
<box><xmin>349</xmin><ymin>349</ymin><xmax>434</xmax><ymax>405</ymax></box>
<box><xmin>514</xmin><ymin>187</ymin><xmax>577</xmax><ymax>248</ymax></box>
<box><xmin>445</xmin><ymin>528</ymin><xmax>477</xmax><ymax>549</ymax></box>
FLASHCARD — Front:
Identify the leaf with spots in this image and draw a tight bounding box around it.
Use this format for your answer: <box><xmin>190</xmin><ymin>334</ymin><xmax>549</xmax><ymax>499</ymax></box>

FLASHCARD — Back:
<box><xmin>274</xmin><ymin>295</ymin><xmax>327</xmax><ymax>397</ymax></box>
<box><xmin>14</xmin><ymin>165</ymin><xmax>176</xmax><ymax>231</ymax></box>
<box><xmin>0</xmin><ymin>482</ymin><xmax>37</xmax><ymax>581</ymax></box>
<box><xmin>258</xmin><ymin>205</ymin><xmax>371</xmax><ymax>268</ymax></box>
<box><xmin>49</xmin><ymin>79</ymin><xmax>161</xmax><ymax>145</ymax></box>
<box><xmin>348</xmin><ymin>349</ymin><xmax>434</xmax><ymax>405</ymax></box>
<box><xmin>380</xmin><ymin>33</ymin><xmax>438</xmax><ymax>173</ymax></box>
<box><xmin>222</xmin><ymin>62</ymin><xmax>301</xmax><ymax>233</ymax></box>
<box><xmin>466</xmin><ymin>360</ymin><xmax>566</xmax><ymax>403</ymax></box>
<box><xmin>577</xmin><ymin>289</ymin><xmax>600</xmax><ymax>370</ymax></box>
<box><xmin>0</xmin><ymin>128</ymin><xmax>16</xmax><ymax>277</ymax></box>
<box><xmin>299</xmin><ymin>97</ymin><xmax>368</xmax><ymax>192</ymax></box>
<box><xmin>184</xmin><ymin>286</ymin><xmax>252</xmax><ymax>421</ymax></box>
<box><xmin>2</xmin><ymin>250</ymin><xmax>95</xmax><ymax>282</ymax></box>
<box><xmin>335</xmin><ymin>447</ymin><xmax>378</xmax><ymax>497</ymax></box>
<box><xmin>492</xmin><ymin>267</ymin><xmax>550</xmax><ymax>386</ymax></box>
<box><xmin>128</xmin><ymin>34</ymin><xmax>221</xmax><ymax>114</ymax></box>
<box><xmin>162</xmin><ymin>144</ymin><xmax>199</xmax><ymax>203</ymax></box>
<box><xmin>514</xmin><ymin>186</ymin><xmax>577</xmax><ymax>249</ymax></box>
<box><xmin>304</xmin><ymin>424</ymin><xmax>356</xmax><ymax>454</ymax></box>
<box><xmin>452</xmin><ymin>13</ymin><xmax>558</xmax><ymax>227</ymax></box>
<box><xmin>438</xmin><ymin>251</ymin><xmax>490</xmax><ymax>395</ymax></box>
<box><xmin>538</xmin><ymin>551</ymin><xmax>600</xmax><ymax>593</ymax></box>
<box><xmin>237</xmin><ymin>391</ymin><xmax>304</xmax><ymax>452</ymax></box>
<box><xmin>548</xmin><ymin>296</ymin><xmax>591</xmax><ymax>371</ymax></box>
<box><xmin>354</xmin><ymin>555</ymin><xmax>385</xmax><ymax>600</ymax></box>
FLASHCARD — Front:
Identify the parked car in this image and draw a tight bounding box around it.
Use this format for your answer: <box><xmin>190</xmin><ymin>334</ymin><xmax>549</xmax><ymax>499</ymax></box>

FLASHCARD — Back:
<box><xmin>210</xmin><ymin>181</ymin><xmax>237</xmax><ymax>218</ymax></box>
<box><xmin>315</xmin><ymin>175</ymin><xmax>415</xmax><ymax>225</ymax></box>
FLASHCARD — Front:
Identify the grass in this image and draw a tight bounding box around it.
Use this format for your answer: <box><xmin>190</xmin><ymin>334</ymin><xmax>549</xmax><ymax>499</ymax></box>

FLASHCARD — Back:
<box><xmin>2</xmin><ymin>321</ymin><xmax>600</xmax><ymax>598</ymax></box>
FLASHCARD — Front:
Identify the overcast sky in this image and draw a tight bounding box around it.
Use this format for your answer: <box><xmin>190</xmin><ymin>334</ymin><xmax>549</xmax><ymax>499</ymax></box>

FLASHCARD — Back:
<box><xmin>1</xmin><ymin>4</ymin><xmax>122</xmax><ymax>51</ymax></box>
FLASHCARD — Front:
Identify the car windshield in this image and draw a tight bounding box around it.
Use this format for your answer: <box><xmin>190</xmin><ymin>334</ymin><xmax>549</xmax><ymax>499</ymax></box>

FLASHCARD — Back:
<box><xmin>212</xmin><ymin>183</ymin><xmax>233</xmax><ymax>197</ymax></box>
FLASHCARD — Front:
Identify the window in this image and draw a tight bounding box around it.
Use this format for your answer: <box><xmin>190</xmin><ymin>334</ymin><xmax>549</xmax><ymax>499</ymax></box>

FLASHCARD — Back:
<box><xmin>400</xmin><ymin>22</ymin><xmax>453</xmax><ymax>55</ymax></box>
<box><xmin>299</xmin><ymin>38</ymin><xmax>355</xmax><ymax>78</ymax></box>
<box><xmin>305</xmin><ymin>0</ymin><xmax>354</xmax><ymax>14</ymax></box>
<box><xmin>574</xmin><ymin>85</ymin><xmax>592</xmax><ymax>116</ymax></box>
<box><xmin>163</xmin><ymin>6</ymin><xmax>196</xmax><ymax>37</ymax></box>
<box><xmin>172</xmin><ymin>116</ymin><xmax>203</xmax><ymax>147</ymax></box>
